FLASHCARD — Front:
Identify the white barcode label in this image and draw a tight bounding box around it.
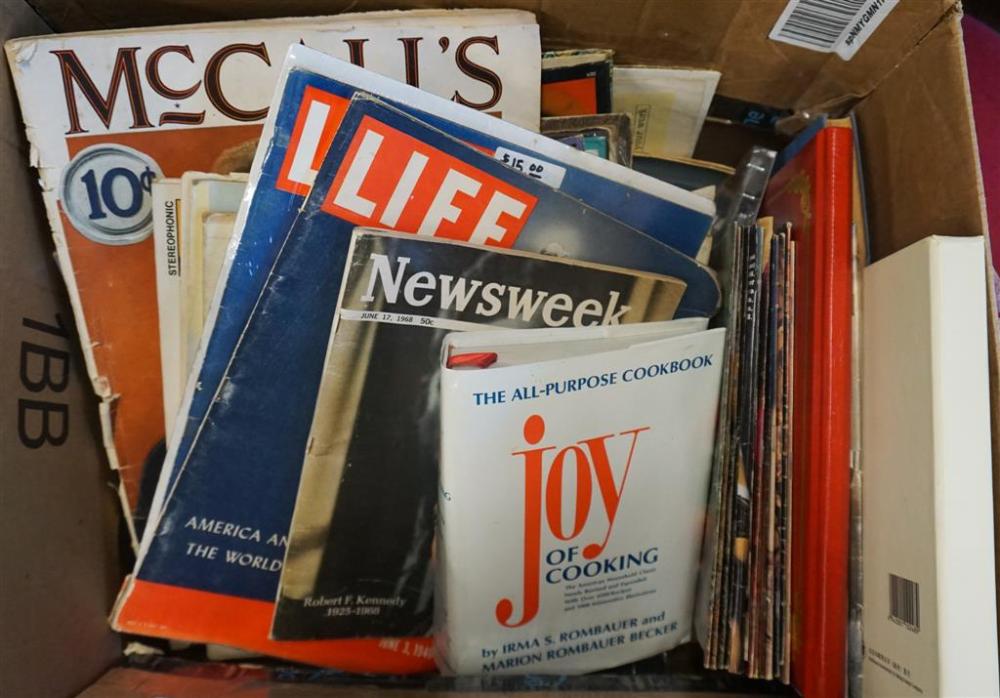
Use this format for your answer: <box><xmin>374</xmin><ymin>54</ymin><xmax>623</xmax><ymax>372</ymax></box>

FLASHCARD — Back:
<box><xmin>493</xmin><ymin>148</ymin><xmax>567</xmax><ymax>188</ymax></box>
<box><xmin>769</xmin><ymin>0</ymin><xmax>899</xmax><ymax>60</ymax></box>
<box><xmin>888</xmin><ymin>573</ymin><xmax>920</xmax><ymax>632</ymax></box>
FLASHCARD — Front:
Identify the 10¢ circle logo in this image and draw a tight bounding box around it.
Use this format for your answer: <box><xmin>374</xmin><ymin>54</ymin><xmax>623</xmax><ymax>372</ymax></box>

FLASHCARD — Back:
<box><xmin>61</xmin><ymin>145</ymin><xmax>163</xmax><ymax>245</ymax></box>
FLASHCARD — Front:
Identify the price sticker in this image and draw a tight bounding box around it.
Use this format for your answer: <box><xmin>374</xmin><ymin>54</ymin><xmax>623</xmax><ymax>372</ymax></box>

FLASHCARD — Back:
<box><xmin>61</xmin><ymin>144</ymin><xmax>163</xmax><ymax>245</ymax></box>
<box><xmin>493</xmin><ymin>147</ymin><xmax>566</xmax><ymax>188</ymax></box>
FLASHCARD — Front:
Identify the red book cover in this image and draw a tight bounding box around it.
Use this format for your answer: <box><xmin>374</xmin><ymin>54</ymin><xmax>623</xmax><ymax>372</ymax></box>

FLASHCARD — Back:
<box><xmin>762</xmin><ymin>121</ymin><xmax>853</xmax><ymax>697</ymax></box>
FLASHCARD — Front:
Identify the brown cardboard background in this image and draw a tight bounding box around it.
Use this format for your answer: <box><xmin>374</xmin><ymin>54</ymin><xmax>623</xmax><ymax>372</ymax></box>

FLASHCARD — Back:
<box><xmin>855</xmin><ymin>8</ymin><xmax>987</xmax><ymax>261</ymax></box>
<box><xmin>0</xmin><ymin>2</ymin><xmax>121</xmax><ymax>697</ymax></box>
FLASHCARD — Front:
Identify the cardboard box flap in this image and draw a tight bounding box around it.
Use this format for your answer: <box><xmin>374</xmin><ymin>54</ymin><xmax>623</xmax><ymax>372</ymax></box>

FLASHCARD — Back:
<box><xmin>0</xmin><ymin>3</ymin><xmax>122</xmax><ymax>696</ymax></box>
<box><xmin>855</xmin><ymin>9</ymin><xmax>987</xmax><ymax>261</ymax></box>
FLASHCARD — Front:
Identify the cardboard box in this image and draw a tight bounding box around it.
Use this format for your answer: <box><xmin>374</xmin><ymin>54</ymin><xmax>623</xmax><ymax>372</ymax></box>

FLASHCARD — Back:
<box><xmin>1</xmin><ymin>0</ymin><xmax>994</xmax><ymax>695</ymax></box>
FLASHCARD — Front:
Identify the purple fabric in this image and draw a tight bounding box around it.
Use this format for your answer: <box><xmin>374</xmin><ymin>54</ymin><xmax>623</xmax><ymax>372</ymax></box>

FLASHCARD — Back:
<box><xmin>963</xmin><ymin>15</ymin><xmax>1000</xmax><ymax>272</ymax></box>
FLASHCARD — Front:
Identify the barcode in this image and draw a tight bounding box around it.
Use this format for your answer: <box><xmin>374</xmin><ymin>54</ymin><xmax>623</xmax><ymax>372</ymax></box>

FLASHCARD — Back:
<box><xmin>773</xmin><ymin>0</ymin><xmax>869</xmax><ymax>50</ymax></box>
<box><xmin>889</xmin><ymin>573</ymin><xmax>920</xmax><ymax>631</ymax></box>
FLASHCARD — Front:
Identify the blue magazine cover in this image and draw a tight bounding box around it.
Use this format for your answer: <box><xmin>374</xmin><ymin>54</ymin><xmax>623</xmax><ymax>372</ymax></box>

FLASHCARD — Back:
<box><xmin>122</xmin><ymin>95</ymin><xmax>720</xmax><ymax>643</ymax></box>
<box><xmin>143</xmin><ymin>45</ymin><xmax>716</xmax><ymax>532</ymax></box>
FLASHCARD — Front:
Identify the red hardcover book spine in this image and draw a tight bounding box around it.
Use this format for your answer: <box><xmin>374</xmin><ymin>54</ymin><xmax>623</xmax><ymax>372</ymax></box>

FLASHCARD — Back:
<box><xmin>762</xmin><ymin>123</ymin><xmax>853</xmax><ymax>698</ymax></box>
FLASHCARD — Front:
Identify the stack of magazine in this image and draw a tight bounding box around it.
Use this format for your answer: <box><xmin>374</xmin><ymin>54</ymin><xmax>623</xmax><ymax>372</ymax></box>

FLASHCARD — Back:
<box><xmin>110</xmin><ymin>41</ymin><xmax>734</xmax><ymax>672</ymax></box>
<box><xmin>698</xmin><ymin>219</ymin><xmax>797</xmax><ymax>681</ymax></box>
<box><xmin>7</xmin><ymin>7</ymin><xmax>835</xmax><ymax>684</ymax></box>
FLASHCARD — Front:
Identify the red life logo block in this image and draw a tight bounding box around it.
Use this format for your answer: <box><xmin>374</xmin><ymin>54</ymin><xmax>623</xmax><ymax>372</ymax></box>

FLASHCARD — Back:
<box><xmin>321</xmin><ymin>115</ymin><xmax>536</xmax><ymax>247</ymax></box>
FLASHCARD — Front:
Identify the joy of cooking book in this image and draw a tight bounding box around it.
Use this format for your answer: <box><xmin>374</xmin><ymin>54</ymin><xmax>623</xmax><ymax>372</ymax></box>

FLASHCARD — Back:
<box><xmin>114</xmin><ymin>92</ymin><xmax>717</xmax><ymax>667</ymax></box>
<box><xmin>436</xmin><ymin>322</ymin><xmax>725</xmax><ymax>674</ymax></box>
<box><xmin>271</xmin><ymin>228</ymin><xmax>687</xmax><ymax>640</ymax></box>
<box><xmin>3</xmin><ymin>9</ymin><xmax>541</xmax><ymax>542</ymax></box>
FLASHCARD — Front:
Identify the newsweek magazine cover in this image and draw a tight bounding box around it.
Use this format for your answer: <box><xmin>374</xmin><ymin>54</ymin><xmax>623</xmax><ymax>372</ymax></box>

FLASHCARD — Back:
<box><xmin>3</xmin><ymin>10</ymin><xmax>540</xmax><ymax>542</ymax></box>
<box><xmin>436</xmin><ymin>322</ymin><xmax>725</xmax><ymax>673</ymax></box>
<box><xmin>115</xmin><ymin>93</ymin><xmax>718</xmax><ymax>665</ymax></box>
<box><xmin>272</xmin><ymin>229</ymin><xmax>686</xmax><ymax>640</ymax></box>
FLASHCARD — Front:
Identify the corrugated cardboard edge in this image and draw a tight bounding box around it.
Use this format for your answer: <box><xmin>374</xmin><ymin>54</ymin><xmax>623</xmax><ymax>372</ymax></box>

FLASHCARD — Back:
<box><xmin>2</xmin><ymin>39</ymin><xmax>140</xmax><ymax>549</ymax></box>
<box><xmin>0</xmin><ymin>2</ymin><xmax>122</xmax><ymax>696</ymax></box>
<box><xmin>855</xmin><ymin>6</ymin><xmax>985</xmax><ymax>253</ymax></box>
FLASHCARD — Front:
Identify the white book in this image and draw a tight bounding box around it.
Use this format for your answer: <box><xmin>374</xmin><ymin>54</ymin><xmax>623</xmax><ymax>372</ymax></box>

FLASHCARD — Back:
<box><xmin>151</xmin><ymin>179</ymin><xmax>183</xmax><ymax>440</ymax></box>
<box><xmin>201</xmin><ymin>212</ymin><xmax>237</xmax><ymax>318</ymax></box>
<box><xmin>612</xmin><ymin>66</ymin><xmax>719</xmax><ymax>159</ymax></box>
<box><xmin>862</xmin><ymin>235</ymin><xmax>999</xmax><ymax>697</ymax></box>
<box><xmin>436</xmin><ymin>321</ymin><xmax>725</xmax><ymax>674</ymax></box>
